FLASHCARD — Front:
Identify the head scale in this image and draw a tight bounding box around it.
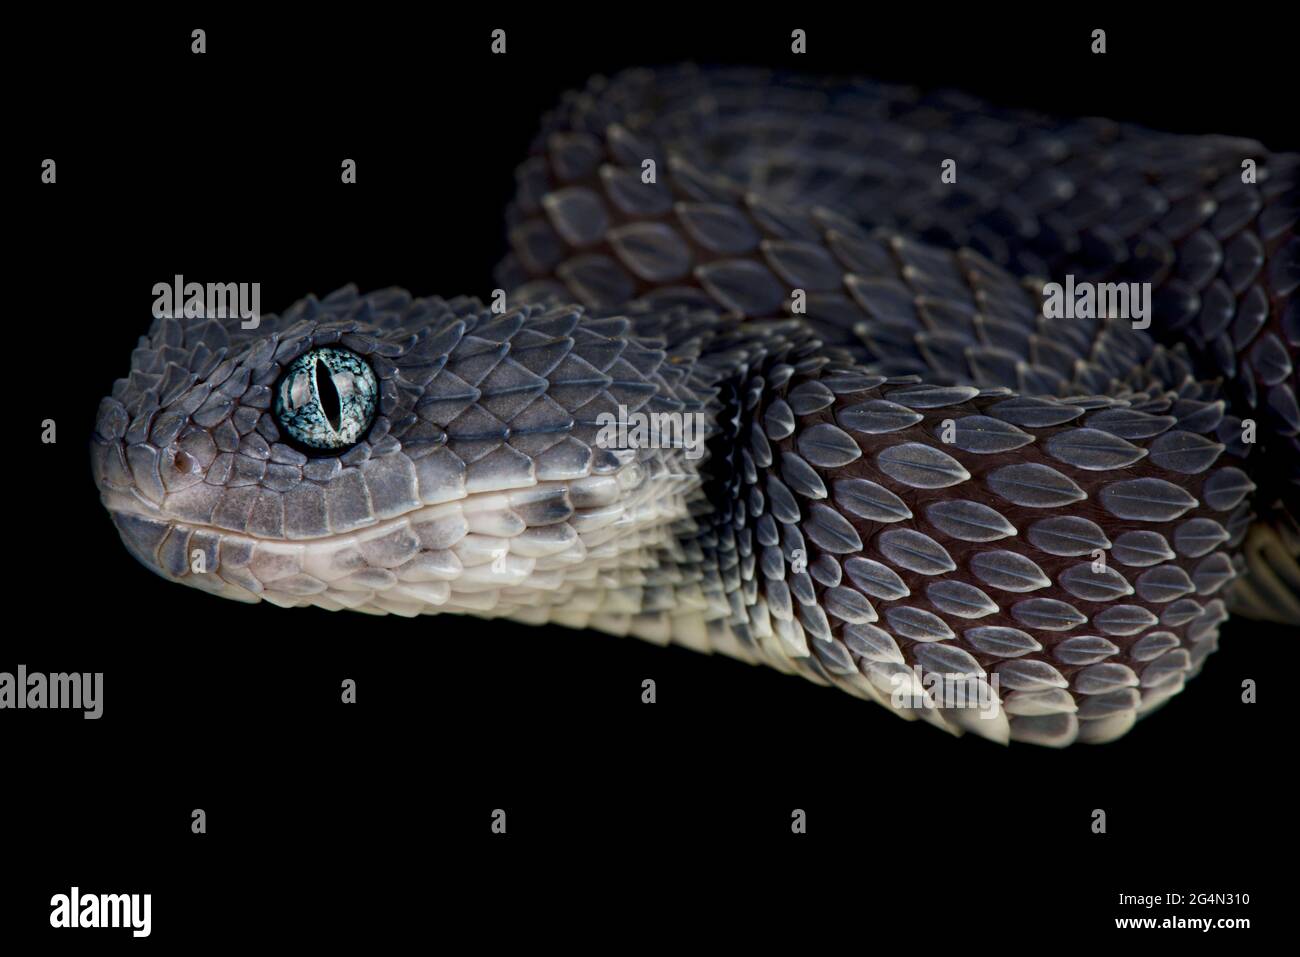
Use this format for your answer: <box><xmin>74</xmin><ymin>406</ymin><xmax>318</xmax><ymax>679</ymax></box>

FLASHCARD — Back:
<box><xmin>92</xmin><ymin>286</ymin><xmax>721</xmax><ymax>623</ymax></box>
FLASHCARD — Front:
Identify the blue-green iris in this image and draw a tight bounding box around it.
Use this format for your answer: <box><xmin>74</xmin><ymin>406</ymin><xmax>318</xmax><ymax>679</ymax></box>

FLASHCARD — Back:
<box><xmin>274</xmin><ymin>348</ymin><xmax>377</xmax><ymax>450</ymax></box>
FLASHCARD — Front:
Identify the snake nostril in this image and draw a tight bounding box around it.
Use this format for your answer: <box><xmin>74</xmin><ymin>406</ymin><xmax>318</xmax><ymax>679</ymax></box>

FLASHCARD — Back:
<box><xmin>173</xmin><ymin>450</ymin><xmax>197</xmax><ymax>474</ymax></box>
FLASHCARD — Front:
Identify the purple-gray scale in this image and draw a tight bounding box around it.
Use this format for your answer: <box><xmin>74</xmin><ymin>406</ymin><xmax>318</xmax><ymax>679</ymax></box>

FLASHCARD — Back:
<box><xmin>94</xmin><ymin>66</ymin><xmax>1300</xmax><ymax>747</ymax></box>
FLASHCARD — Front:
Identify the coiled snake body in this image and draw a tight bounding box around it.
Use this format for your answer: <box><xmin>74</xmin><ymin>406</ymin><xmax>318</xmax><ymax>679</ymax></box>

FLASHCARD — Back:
<box><xmin>93</xmin><ymin>67</ymin><xmax>1300</xmax><ymax>746</ymax></box>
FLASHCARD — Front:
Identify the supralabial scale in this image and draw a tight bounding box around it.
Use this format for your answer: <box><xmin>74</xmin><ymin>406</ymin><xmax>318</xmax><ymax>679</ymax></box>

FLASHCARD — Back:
<box><xmin>93</xmin><ymin>67</ymin><xmax>1300</xmax><ymax>747</ymax></box>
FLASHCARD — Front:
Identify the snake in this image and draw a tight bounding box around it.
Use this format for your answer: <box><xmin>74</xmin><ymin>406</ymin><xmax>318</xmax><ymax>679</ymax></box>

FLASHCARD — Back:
<box><xmin>91</xmin><ymin>66</ymin><xmax>1300</xmax><ymax>747</ymax></box>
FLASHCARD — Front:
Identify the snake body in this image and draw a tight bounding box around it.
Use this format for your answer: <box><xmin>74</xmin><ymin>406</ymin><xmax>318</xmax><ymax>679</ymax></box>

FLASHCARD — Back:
<box><xmin>93</xmin><ymin>67</ymin><xmax>1300</xmax><ymax>746</ymax></box>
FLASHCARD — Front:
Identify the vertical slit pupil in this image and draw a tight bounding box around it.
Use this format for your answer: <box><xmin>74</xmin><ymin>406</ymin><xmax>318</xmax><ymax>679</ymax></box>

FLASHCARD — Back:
<box><xmin>315</xmin><ymin>358</ymin><xmax>342</xmax><ymax>432</ymax></box>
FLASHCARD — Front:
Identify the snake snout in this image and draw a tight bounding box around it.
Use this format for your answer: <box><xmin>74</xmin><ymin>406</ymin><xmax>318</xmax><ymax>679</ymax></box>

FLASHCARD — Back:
<box><xmin>92</xmin><ymin>428</ymin><xmax>257</xmax><ymax>603</ymax></box>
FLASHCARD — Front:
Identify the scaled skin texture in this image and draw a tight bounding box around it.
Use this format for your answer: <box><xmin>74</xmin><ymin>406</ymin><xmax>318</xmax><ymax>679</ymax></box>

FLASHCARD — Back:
<box><xmin>94</xmin><ymin>67</ymin><xmax>1300</xmax><ymax>747</ymax></box>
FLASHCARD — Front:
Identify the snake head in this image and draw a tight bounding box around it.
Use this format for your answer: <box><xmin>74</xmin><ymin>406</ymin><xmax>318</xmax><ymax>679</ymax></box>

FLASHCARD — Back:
<box><xmin>92</xmin><ymin>286</ymin><xmax>712</xmax><ymax>618</ymax></box>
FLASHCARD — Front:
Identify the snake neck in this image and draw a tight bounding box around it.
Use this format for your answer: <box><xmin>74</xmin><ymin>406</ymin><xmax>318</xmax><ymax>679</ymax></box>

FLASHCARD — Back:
<box><xmin>498</xmin><ymin>66</ymin><xmax>1300</xmax><ymax>623</ymax></box>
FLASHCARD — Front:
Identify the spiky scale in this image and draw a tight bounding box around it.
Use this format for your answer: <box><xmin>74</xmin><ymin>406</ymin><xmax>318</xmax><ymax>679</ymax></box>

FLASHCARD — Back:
<box><xmin>97</xmin><ymin>66</ymin><xmax>1300</xmax><ymax>751</ymax></box>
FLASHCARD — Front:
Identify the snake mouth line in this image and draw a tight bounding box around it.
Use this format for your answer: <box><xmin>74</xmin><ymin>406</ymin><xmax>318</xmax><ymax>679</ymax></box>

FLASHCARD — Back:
<box><xmin>99</xmin><ymin>487</ymin><xmax>468</xmax><ymax>551</ymax></box>
<box><xmin>98</xmin><ymin>457</ymin><xmax>705</xmax><ymax>618</ymax></box>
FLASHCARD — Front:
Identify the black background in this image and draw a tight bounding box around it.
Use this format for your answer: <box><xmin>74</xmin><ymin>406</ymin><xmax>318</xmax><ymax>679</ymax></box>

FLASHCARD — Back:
<box><xmin>6</xmin><ymin>10</ymin><xmax>1293</xmax><ymax>947</ymax></box>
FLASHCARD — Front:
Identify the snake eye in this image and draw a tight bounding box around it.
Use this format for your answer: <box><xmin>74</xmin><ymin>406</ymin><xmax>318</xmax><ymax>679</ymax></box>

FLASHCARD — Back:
<box><xmin>273</xmin><ymin>347</ymin><xmax>378</xmax><ymax>451</ymax></box>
